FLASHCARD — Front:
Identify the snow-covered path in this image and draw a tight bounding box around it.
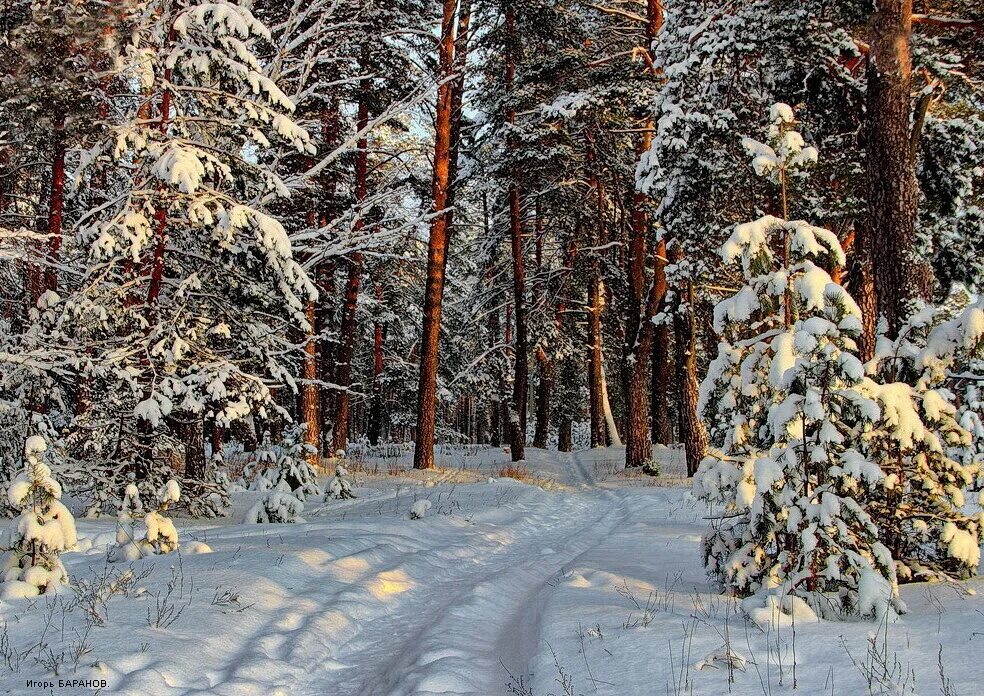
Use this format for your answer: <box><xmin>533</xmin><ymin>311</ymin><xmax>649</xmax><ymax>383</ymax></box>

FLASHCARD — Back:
<box><xmin>1</xmin><ymin>446</ymin><xmax>982</xmax><ymax>696</ymax></box>
<box><xmin>200</xmin><ymin>448</ymin><xmax>638</xmax><ymax>695</ymax></box>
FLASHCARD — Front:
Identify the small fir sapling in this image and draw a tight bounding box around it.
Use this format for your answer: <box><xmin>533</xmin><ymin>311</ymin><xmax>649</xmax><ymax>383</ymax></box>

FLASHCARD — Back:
<box><xmin>243</xmin><ymin>425</ymin><xmax>322</xmax><ymax>501</ymax></box>
<box><xmin>244</xmin><ymin>482</ymin><xmax>306</xmax><ymax>524</ymax></box>
<box><xmin>114</xmin><ymin>483</ymin><xmax>142</xmax><ymax>548</ymax></box>
<box><xmin>326</xmin><ymin>464</ymin><xmax>355</xmax><ymax>500</ymax></box>
<box><xmin>0</xmin><ymin>436</ymin><xmax>77</xmax><ymax>599</ymax></box>
<box><xmin>115</xmin><ymin>480</ymin><xmax>182</xmax><ymax>560</ymax></box>
<box><xmin>695</xmin><ymin>104</ymin><xmax>902</xmax><ymax>619</ymax></box>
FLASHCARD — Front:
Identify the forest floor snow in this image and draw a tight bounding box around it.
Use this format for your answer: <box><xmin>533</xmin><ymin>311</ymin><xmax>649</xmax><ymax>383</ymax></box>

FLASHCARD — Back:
<box><xmin>1</xmin><ymin>445</ymin><xmax>982</xmax><ymax>695</ymax></box>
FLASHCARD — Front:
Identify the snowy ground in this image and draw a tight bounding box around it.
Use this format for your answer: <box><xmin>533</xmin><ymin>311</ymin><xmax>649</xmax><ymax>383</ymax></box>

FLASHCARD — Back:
<box><xmin>1</xmin><ymin>446</ymin><xmax>982</xmax><ymax>695</ymax></box>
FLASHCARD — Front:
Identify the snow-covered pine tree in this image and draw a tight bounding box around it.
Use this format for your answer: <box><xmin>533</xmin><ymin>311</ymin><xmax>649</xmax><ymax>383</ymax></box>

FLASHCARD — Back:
<box><xmin>116</xmin><ymin>479</ymin><xmax>181</xmax><ymax>560</ymax></box>
<box><xmin>0</xmin><ymin>436</ymin><xmax>77</xmax><ymax>599</ymax></box>
<box><xmin>244</xmin><ymin>425</ymin><xmax>321</xmax><ymax>502</ymax></box>
<box><xmin>695</xmin><ymin>105</ymin><xmax>901</xmax><ymax>619</ymax></box>
<box><xmin>60</xmin><ymin>0</ymin><xmax>316</xmax><ymax>511</ymax></box>
<box><xmin>326</xmin><ymin>463</ymin><xmax>355</xmax><ymax>500</ymax></box>
<box><xmin>114</xmin><ymin>483</ymin><xmax>142</xmax><ymax>550</ymax></box>
<box><xmin>244</xmin><ymin>483</ymin><xmax>305</xmax><ymax>524</ymax></box>
<box><xmin>863</xmin><ymin>294</ymin><xmax>984</xmax><ymax>580</ymax></box>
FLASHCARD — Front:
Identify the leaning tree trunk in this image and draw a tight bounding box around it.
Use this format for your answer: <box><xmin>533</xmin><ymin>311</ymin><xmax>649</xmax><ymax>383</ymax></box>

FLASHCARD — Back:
<box><xmin>867</xmin><ymin>0</ymin><xmax>924</xmax><ymax>337</ymax></box>
<box><xmin>413</xmin><ymin>0</ymin><xmax>459</xmax><ymax>469</ymax></box>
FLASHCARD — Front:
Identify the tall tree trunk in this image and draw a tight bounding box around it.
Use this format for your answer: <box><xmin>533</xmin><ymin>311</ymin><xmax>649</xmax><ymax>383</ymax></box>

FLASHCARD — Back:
<box><xmin>332</xmin><ymin>49</ymin><xmax>371</xmax><ymax>454</ymax></box>
<box><xmin>317</xmin><ymin>261</ymin><xmax>339</xmax><ymax>450</ymax></box>
<box><xmin>531</xmin><ymin>202</ymin><xmax>552</xmax><ymax>450</ymax></box>
<box><xmin>505</xmin><ymin>3</ymin><xmax>528</xmax><ymax>463</ymax></box>
<box><xmin>314</xmin><ymin>102</ymin><xmax>342</xmax><ymax>452</ymax></box>
<box><xmin>651</xmin><ymin>317</ymin><xmax>673</xmax><ymax>444</ymax></box>
<box><xmin>849</xmin><ymin>222</ymin><xmax>878</xmax><ymax>360</ymax></box>
<box><xmin>672</xmin><ymin>261</ymin><xmax>707</xmax><ymax>476</ymax></box>
<box><xmin>587</xmin><ymin>274</ymin><xmax>607</xmax><ymax>447</ymax></box>
<box><xmin>413</xmin><ymin>0</ymin><xmax>459</xmax><ymax>469</ymax></box>
<box><xmin>558</xmin><ymin>416</ymin><xmax>573</xmax><ymax>453</ymax></box>
<box><xmin>367</xmin><ymin>284</ymin><xmax>385</xmax><ymax>445</ymax></box>
<box><xmin>623</xmin><ymin>131</ymin><xmax>668</xmax><ymax>468</ymax></box>
<box><xmin>867</xmin><ymin>0</ymin><xmax>924</xmax><ymax>337</ymax></box>
<box><xmin>43</xmin><ymin>113</ymin><xmax>66</xmax><ymax>295</ymax></box>
<box><xmin>585</xmin><ymin>131</ymin><xmax>609</xmax><ymax>448</ymax></box>
<box><xmin>532</xmin><ymin>346</ymin><xmax>553</xmax><ymax>449</ymax></box>
<box><xmin>300</xmin><ymin>296</ymin><xmax>320</xmax><ymax>467</ymax></box>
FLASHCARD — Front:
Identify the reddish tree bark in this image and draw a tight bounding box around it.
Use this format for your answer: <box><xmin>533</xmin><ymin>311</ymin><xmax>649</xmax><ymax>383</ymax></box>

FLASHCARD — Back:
<box><xmin>43</xmin><ymin>113</ymin><xmax>66</xmax><ymax>295</ymax></box>
<box><xmin>650</xmin><ymin>312</ymin><xmax>673</xmax><ymax>444</ymax></box>
<box><xmin>332</xmin><ymin>48</ymin><xmax>372</xmax><ymax>454</ymax></box>
<box><xmin>585</xmin><ymin>131</ymin><xmax>608</xmax><ymax>447</ymax></box>
<box><xmin>623</xmin><ymin>131</ymin><xmax>670</xmax><ymax>469</ymax></box>
<box><xmin>867</xmin><ymin>0</ymin><xmax>925</xmax><ymax>336</ymax></box>
<box><xmin>315</xmin><ymin>103</ymin><xmax>342</xmax><ymax>449</ymax></box>
<box><xmin>300</xmin><ymin>294</ymin><xmax>321</xmax><ymax>467</ymax></box>
<box><xmin>413</xmin><ymin>0</ymin><xmax>460</xmax><ymax>469</ymax></box>
<box><xmin>145</xmin><ymin>25</ymin><xmax>176</xmax><ymax>313</ymax></box>
<box><xmin>367</xmin><ymin>283</ymin><xmax>385</xmax><ymax>445</ymax></box>
<box><xmin>670</xmin><ymin>246</ymin><xmax>708</xmax><ymax>476</ymax></box>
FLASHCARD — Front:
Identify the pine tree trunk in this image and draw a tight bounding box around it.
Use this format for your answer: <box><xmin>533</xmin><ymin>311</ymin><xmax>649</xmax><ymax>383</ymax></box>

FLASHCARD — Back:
<box><xmin>180</xmin><ymin>415</ymin><xmax>207</xmax><ymax>481</ymax></box>
<box><xmin>558</xmin><ymin>416</ymin><xmax>573</xmax><ymax>452</ymax></box>
<box><xmin>300</xmin><ymin>298</ymin><xmax>320</xmax><ymax>467</ymax></box>
<box><xmin>673</xmin><ymin>275</ymin><xmax>708</xmax><ymax>476</ymax></box>
<box><xmin>601</xmin><ymin>362</ymin><xmax>621</xmax><ymax>446</ymax></box>
<box><xmin>532</xmin><ymin>347</ymin><xmax>553</xmax><ymax>449</ymax></box>
<box><xmin>413</xmin><ymin>0</ymin><xmax>459</xmax><ymax>469</ymax></box>
<box><xmin>367</xmin><ymin>285</ymin><xmax>385</xmax><ymax>445</ymax></box>
<box><xmin>623</xmin><ymin>132</ymin><xmax>668</xmax><ymax>468</ymax></box>
<box><xmin>505</xmin><ymin>3</ymin><xmax>527</xmax><ymax>463</ymax></box>
<box><xmin>44</xmin><ymin>113</ymin><xmax>66</xmax><ymax>294</ymax></box>
<box><xmin>587</xmin><ymin>274</ymin><xmax>607</xmax><ymax>447</ymax></box>
<box><xmin>850</xmin><ymin>221</ymin><xmax>879</xmax><ymax>360</ymax></box>
<box><xmin>315</xmin><ymin>102</ymin><xmax>342</xmax><ymax>451</ymax></box>
<box><xmin>651</xmin><ymin>320</ymin><xmax>673</xmax><ymax>444</ymax></box>
<box><xmin>586</xmin><ymin>132</ymin><xmax>608</xmax><ymax>448</ymax></box>
<box><xmin>332</xmin><ymin>55</ymin><xmax>371</xmax><ymax>454</ymax></box>
<box><xmin>317</xmin><ymin>261</ymin><xmax>338</xmax><ymax>450</ymax></box>
<box><xmin>867</xmin><ymin>0</ymin><xmax>924</xmax><ymax>337</ymax></box>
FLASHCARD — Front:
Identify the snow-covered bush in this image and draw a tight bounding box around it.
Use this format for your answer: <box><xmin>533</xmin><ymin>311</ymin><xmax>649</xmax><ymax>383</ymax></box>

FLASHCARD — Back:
<box><xmin>114</xmin><ymin>480</ymin><xmax>181</xmax><ymax>561</ymax></box>
<box><xmin>245</xmin><ymin>483</ymin><xmax>305</xmax><ymax>524</ymax></box>
<box><xmin>326</xmin><ymin>464</ymin><xmax>355</xmax><ymax>500</ymax></box>
<box><xmin>0</xmin><ymin>436</ymin><xmax>77</xmax><ymax>599</ymax></box>
<box><xmin>409</xmin><ymin>499</ymin><xmax>431</xmax><ymax>520</ymax></box>
<box><xmin>243</xmin><ymin>425</ymin><xmax>321</xmax><ymax>501</ymax></box>
<box><xmin>695</xmin><ymin>105</ymin><xmax>902</xmax><ymax>619</ymax></box>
